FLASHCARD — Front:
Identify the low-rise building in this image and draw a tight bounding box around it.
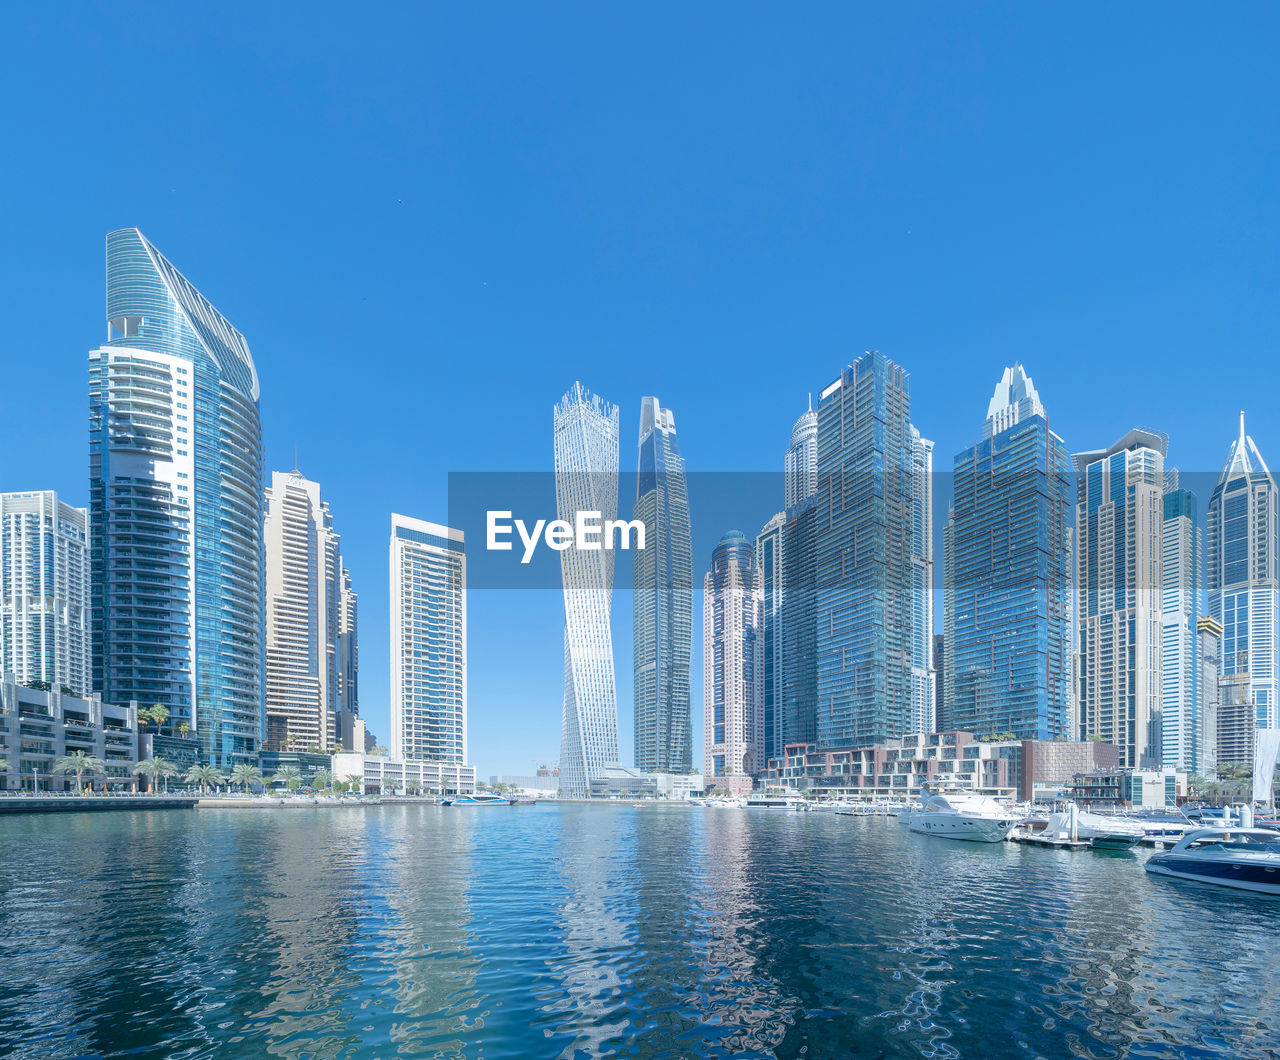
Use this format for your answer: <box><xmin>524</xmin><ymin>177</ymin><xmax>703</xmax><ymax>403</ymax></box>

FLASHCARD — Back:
<box><xmin>490</xmin><ymin>774</ymin><xmax>559</xmax><ymax>796</ymax></box>
<box><xmin>331</xmin><ymin>751</ymin><xmax>475</xmax><ymax>796</ymax></box>
<box><xmin>261</xmin><ymin>750</ymin><xmax>333</xmax><ymax>788</ymax></box>
<box><xmin>1</xmin><ymin>675</ymin><xmax>140</xmax><ymax>791</ymax></box>
<box><xmin>588</xmin><ymin>765</ymin><xmax>704</xmax><ymax>800</ymax></box>
<box><xmin>1070</xmin><ymin>767</ymin><xmax>1187</xmax><ymax>809</ymax></box>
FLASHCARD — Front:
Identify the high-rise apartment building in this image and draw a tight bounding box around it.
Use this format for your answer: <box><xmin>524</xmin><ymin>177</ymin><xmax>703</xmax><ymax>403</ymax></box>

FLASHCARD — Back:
<box><xmin>1198</xmin><ymin>616</ymin><xmax>1222</xmax><ymax>777</ymax></box>
<box><xmin>813</xmin><ymin>351</ymin><xmax>920</xmax><ymax>747</ymax></box>
<box><xmin>263</xmin><ymin>471</ymin><xmax>357</xmax><ymax>752</ymax></box>
<box><xmin>946</xmin><ymin>365</ymin><xmax>1071</xmax><ymax>740</ymax></box>
<box><xmin>554</xmin><ymin>383</ymin><xmax>621</xmax><ymax>797</ymax></box>
<box><xmin>755</xmin><ymin>511</ymin><xmax>785</xmax><ymax>764</ymax></box>
<box><xmin>389</xmin><ymin>514</ymin><xmax>467</xmax><ymax>764</ymax></box>
<box><xmin>632</xmin><ymin>397</ymin><xmax>693</xmax><ymax>774</ymax></box>
<box><xmin>784</xmin><ymin>401</ymin><xmax>817</xmax><ymax>510</ymax></box>
<box><xmin>1207</xmin><ymin>414</ymin><xmax>1278</xmax><ymax>738</ymax></box>
<box><xmin>1075</xmin><ymin>429</ymin><xmax>1167</xmax><ymax>768</ymax></box>
<box><xmin>0</xmin><ymin>492</ymin><xmax>90</xmax><ymax>695</ymax></box>
<box><xmin>89</xmin><ymin>228</ymin><xmax>264</xmax><ymax>771</ymax></box>
<box><xmin>703</xmin><ymin>531</ymin><xmax>764</xmax><ymax>781</ymax></box>
<box><xmin>910</xmin><ymin>429</ymin><xmax>935</xmax><ymax>734</ymax></box>
<box><xmin>1161</xmin><ymin>479</ymin><xmax>1202</xmax><ymax>771</ymax></box>
<box><xmin>337</xmin><ymin>566</ymin><xmax>359</xmax><ymax>749</ymax></box>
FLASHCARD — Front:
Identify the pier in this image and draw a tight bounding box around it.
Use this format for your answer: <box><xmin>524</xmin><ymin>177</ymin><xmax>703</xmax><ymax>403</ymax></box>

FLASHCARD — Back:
<box><xmin>0</xmin><ymin>795</ymin><xmax>199</xmax><ymax>814</ymax></box>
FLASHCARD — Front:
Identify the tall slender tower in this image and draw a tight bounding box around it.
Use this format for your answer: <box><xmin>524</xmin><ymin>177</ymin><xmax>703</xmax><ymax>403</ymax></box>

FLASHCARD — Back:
<box><xmin>813</xmin><ymin>351</ymin><xmax>918</xmax><ymax>747</ymax></box>
<box><xmin>0</xmin><ymin>491</ymin><xmax>90</xmax><ymax>694</ymax></box>
<box><xmin>263</xmin><ymin>471</ymin><xmax>355</xmax><ymax>752</ymax></box>
<box><xmin>1161</xmin><ymin>476</ymin><xmax>1202</xmax><ymax>771</ymax></box>
<box><xmin>1075</xmin><ymin>429</ymin><xmax>1167</xmax><ymax>767</ymax></box>
<box><xmin>1207</xmin><ymin>413</ymin><xmax>1278</xmax><ymax>758</ymax></box>
<box><xmin>632</xmin><ymin>397</ymin><xmax>693</xmax><ymax>774</ymax></box>
<box><xmin>784</xmin><ymin>400</ymin><xmax>817</xmax><ymax>510</ymax></box>
<box><xmin>554</xmin><ymin>383</ymin><xmax>620</xmax><ymax>796</ymax></box>
<box><xmin>910</xmin><ymin>429</ymin><xmax>935</xmax><ymax>734</ymax></box>
<box><xmin>89</xmin><ymin>229</ymin><xmax>264</xmax><ymax>770</ymax></box>
<box><xmin>754</xmin><ymin>511</ymin><xmax>785</xmax><ymax>764</ymax></box>
<box><xmin>946</xmin><ymin>365</ymin><xmax>1072</xmax><ymax>740</ymax></box>
<box><xmin>703</xmin><ymin>531</ymin><xmax>765</xmax><ymax>781</ymax></box>
<box><xmin>389</xmin><ymin>514</ymin><xmax>467</xmax><ymax>763</ymax></box>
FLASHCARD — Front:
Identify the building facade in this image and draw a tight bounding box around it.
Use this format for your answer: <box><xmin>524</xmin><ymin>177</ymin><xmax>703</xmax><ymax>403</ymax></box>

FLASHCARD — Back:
<box><xmin>813</xmin><ymin>351</ymin><xmax>919</xmax><ymax>747</ymax></box>
<box><xmin>945</xmin><ymin>365</ymin><xmax>1072</xmax><ymax>741</ymax></box>
<box><xmin>389</xmin><ymin>515</ymin><xmax>467</xmax><ymax>764</ymax></box>
<box><xmin>264</xmin><ymin>471</ymin><xmax>357</xmax><ymax>753</ymax></box>
<box><xmin>89</xmin><ymin>228</ymin><xmax>264</xmax><ymax>771</ymax></box>
<box><xmin>1160</xmin><ymin>481</ymin><xmax>1202</xmax><ymax>771</ymax></box>
<box><xmin>1197</xmin><ymin>616</ymin><xmax>1221</xmax><ymax>776</ymax></box>
<box><xmin>1075</xmin><ymin>429</ymin><xmax>1167</xmax><ymax>767</ymax></box>
<box><xmin>1207</xmin><ymin>414</ymin><xmax>1278</xmax><ymax>740</ymax></box>
<box><xmin>784</xmin><ymin>401</ymin><xmax>818</xmax><ymax>510</ymax></box>
<box><xmin>0</xmin><ymin>491</ymin><xmax>91</xmax><ymax>695</ymax></box>
<box><xmin>703</xmin><ymin>531</ymin><xmax>765</xmax><ymax>782</ymax></box>
<box><xmin>554</xmin><ymin>383</ymin><xmax>621</xmax><ymax>797</ymax></box>
<box><xmin>632</xmin><ymin>396</ymin><xmax>693</xmax><ymax>774</ymax></box>
<box><xmin>1</xmin><ymin>676</ymin><xmax>140</xmax><ymax>791</ymax></box>
<box><xmin>755</xmin><ymin>511</ymin><xmax>785</xmax><ymax>764</ymax></box>
<box><xmin>910</xmin><ymin>429</ymin><xmax>935</xmax><ymax>734</ymax></box>
<box><xmin>331</xmin><ymin>750</ymin><xmax>475</xmax><ymax>796</ymax></box>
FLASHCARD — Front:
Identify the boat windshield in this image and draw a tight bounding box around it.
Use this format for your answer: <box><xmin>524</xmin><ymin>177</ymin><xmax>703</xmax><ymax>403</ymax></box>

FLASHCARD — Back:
<box><xmin>1191</xmin><ymin>831</ymin><xmax>1280</xmax><ymax>851</ymax></box>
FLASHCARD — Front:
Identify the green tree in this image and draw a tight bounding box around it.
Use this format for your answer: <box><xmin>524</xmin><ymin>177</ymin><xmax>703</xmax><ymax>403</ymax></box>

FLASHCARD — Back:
<box><xmin>346</xmin><ymin>773</ymin><xmax>363</xmax><ymax>795</ymax></box>
<box><xmin>133</xmin><ymin>756</ymin><xmax>177</xmax><ymax>793</ymax></box>
<box><xmin>272</xmin><ymin>765</ymin><xmax>303</xmax><ymax>792</ymax></box>
<box><xmin>185</xmin><ymin>764</ymin><xmax>222</xmax><ymax>794</ymax></box>
<box><xmin>230</xmin><ymin>763</ymin><xmax>264</xmax><ymax>793</ymax></box>
<box><xmin>60</xmin><ymin>685</ymin><xmax>76</xmax><ymax>696</ymax></box>
<box><xmin>149</xmin><ymin>703</ymin><xmax>170</xmax><ymax>735</ymax></box>
<box><xmin>177</xmin><ymin>721</ymin><xmax>190</xmax><ymax>738</ymax></box>
<box><xmin>312</xmin><ymin>767</ymin><xmax>333</xmax><ymax>792</ymax></box>
<box><xmin>53</xmin><ymin>751</ymin><xmax>105</xmax><ymax>793</ymax></box>
<box><xmin>333</xmin><ymin>780</ymin><xmax>350</xmax><ymax>794</ymax></box>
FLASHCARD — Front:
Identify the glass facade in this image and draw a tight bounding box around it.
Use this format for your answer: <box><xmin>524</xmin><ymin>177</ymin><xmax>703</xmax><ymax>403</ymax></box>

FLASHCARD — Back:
<box><xmin>947</xmin><ymin>366</ymin><xmax>1071</xmax><ymax>741</ymax></box>
<box><xmin>754</xmin><ymin>511</ymin><xmax>785</xmax><ymax>763</ymax></box>
<box><xmin>89</xmin><ymin>229</ymin><xmax>264</xmax><ymax>771</ymax></box>
<box><xmin>632</xmin><ymin>397</ymin><xmax>693</xmax><ymax>774</ymax></box>
<box><xmin>389</xmin><ymin>515</ymin><xmax>466</xmax><ymax>764</ymax></box>
<box><xmin>1161</xmin><ymin>484</ymin><xmax>1203</xmax><ymax>771</ymax></box>
<box><xmin>554</xmin><ymin>383</ymin><xmax>621</xmax><ymax>797</ymax></box>
<box><xmin>813</xmin><ymin>352</ymin><xmax>920</xmax><ymax>747</ymax></box>
<box><xmin>1207</xmin><ymin>414</ymin><xmax>1278</xmax><ymax>737</ymax></box>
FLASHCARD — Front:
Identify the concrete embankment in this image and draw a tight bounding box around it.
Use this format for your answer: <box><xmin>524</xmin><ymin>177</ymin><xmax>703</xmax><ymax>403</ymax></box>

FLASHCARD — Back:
<box><xmin>0</xmin><ymin>795</ymin><xmax>199</xmax><ymax>814</ymax></box>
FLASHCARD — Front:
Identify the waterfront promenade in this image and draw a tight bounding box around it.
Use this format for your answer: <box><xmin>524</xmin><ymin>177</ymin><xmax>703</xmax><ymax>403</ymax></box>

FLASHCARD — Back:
<box><xmin>0</xmin><ymin>794</ymin><xmax>198</xmax><ymax>814</ymax></box>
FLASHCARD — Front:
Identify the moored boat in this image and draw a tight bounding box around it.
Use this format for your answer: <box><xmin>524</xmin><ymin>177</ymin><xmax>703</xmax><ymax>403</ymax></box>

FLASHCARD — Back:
<box><xmin>1145</xmin><ymin>827</ymin><xmax>1280</xmax><ymax>895</ymax></box>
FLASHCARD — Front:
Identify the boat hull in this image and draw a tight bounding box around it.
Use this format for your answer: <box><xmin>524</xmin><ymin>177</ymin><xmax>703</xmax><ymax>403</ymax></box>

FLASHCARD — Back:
<box><xmin>908</xmin><ymin>813</ymin><xmax>1015</xmax><ymax>843</ymax></box>
<box><xmin>1145</xmin><ymin>856</ymin><xmax>1280</xmax><ymax>895</ymax></box>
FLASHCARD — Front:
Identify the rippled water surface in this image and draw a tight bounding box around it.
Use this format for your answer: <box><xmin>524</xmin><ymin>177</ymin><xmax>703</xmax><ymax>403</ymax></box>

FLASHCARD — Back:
<box><xmin>0</xmin><ymin>804</ymin><xmax>1277</xmax><ymax>1058</ymax></box>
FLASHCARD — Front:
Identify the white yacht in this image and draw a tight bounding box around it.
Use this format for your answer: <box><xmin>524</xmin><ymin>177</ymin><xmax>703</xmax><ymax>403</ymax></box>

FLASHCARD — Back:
<box><xmin>745</xmin><ymin>787</ymin><xmax>806</xmax><ymax>808</ymax></box>
<box><xmin>907</xmin><ymin>781</ymin><xmax>1019</xmax><ymax>843</ymax></box>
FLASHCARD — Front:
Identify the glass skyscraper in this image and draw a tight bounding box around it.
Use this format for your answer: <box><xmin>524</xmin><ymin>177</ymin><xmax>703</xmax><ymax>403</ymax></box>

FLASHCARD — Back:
<box><xmin>1161</xmin><ymin>478</ymin><xmax>1203</xmax><ymax>771</ymax></box>
<box><xmin>755</xmin><ymin>511</ymin><xmax>785</xmax><ymax>763</ymax></box>
<box><xmin>945</xmin><ymin>365</ymin><xmax>1071</xmax><ymax>740</ymax></box>
<box><xmin>89</xmin><ymin>229</ymin><xmax>264</xmax><ymax>770</ymax></box>
<box><xmin>554</xmin><ymin>382</ymin><xmax>621</xmax><ymax>797</ymax></box>
<box><xmin>1207</xmin><ymin>413</ymin><xmax>1278</xmax><ymax>738</ymax></box>
<box><xmin>632</xmin><ymin>397</ymin><xmax>693</xmax><ymax>774</ymax></box>
<box><xmin>1075</xmin><ymin>428</ymin><xmax>1167</xmax><ymax>768</ymax></box>
<box><xmin>813</xmin><ymin>351</ymin><xmax>920</xmax><ymax>747</ymax></box>
<box><xmin>389</xmin><ymin>514</ymin><xmax>467</xmax><ymax>764</ymax></box>
<box><xmin>909</xmin><ymin>429</ymin><xmax>935</xmax><ymax>735</ymax></box>
<box><xmin>784</xmin><ymin>401</ymin><xmax>817</xmax><ymax>510</ymax></box>
<box><xmin>702</xmin><ymin>531</ymin><xmax>764</xmax><ymax>779</ymax></box>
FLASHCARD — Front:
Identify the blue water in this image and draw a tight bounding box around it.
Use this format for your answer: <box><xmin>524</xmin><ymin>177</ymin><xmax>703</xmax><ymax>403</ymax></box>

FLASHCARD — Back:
<box><xmin>0</xmin><ymin>804</ymin><xmax>1276</xmax><ymax>1059</ymax></box>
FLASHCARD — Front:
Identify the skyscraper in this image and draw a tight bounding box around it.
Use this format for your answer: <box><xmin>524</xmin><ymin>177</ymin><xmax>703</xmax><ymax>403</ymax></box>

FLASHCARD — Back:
<box><xmin>389</xmin><ymin>514</ymin><xmax>467</xmax><ymax>764</ymax></box>
<box><xmin>632</xmin><ymin>397</ymin><xmax>693</xmax><ymax>774</ymax></box>
<box><xmin>755</xmin><ymin>511</ymin><xmax>785</xmax><ymax>764</ymax></box>
<box><xmin>1075</xmin><ymin>429</ymin><xmax>1167</xmax><ymax>767</ymax></box>
<box><xmin>1161</xmin><ymin>477</ymin><xmax>1202</xmax><ymax>771</ymax></box>
<box><xmin>813</xmin><ymin>351</ymin><xmax>919</xmax><ymax>747</ymax></box>
<box><xmin>0</xmin><ymin>491</ymin><xmax>90</xmax><ymax>694</ymax></box>
<box><xmin>263</xmin><ymin>471</ymin><xmax>357</xmax><ymax>752</ymax></box>
<box><xmin>554</xmin><ymin>382</ymin><xmax>620</xmax><ymax>797</ymax></box>
<box><xmin>703</xmin><ymin>531</ymin><xmax>765</xmax><ymax>782</ymax></box>
<box><xmin>337</xmin><ymin>565</ymin><xmax>360</xmax><ymax>750</ymax></box>
<box><xmin>1198</xmin><ymin>615</ymin><xmax>1222</xmax><ymax>776</ymax></box>
<box><xmin>946</xmin><ymin>365</ymin><xmax>1071</xmax><ymax>740</ymax></box>
<box><xmin>910</xmin><ymin>429</ymin><xmax>935</xmax><ymax>734</ymax></box>
<box><xmin>89</xmin><ymin>228</ymin><xmax>264</xmax><ymax>770</ymax></box>
<box><xmin>784</xmin><ymin>400</ymin><xmax>817</xmax><ymax>510</ymax></box>
<box><xmin>1207</xmin><ymin>414</ymin><xmax>1278</xmax><ymax>739</ymax></box>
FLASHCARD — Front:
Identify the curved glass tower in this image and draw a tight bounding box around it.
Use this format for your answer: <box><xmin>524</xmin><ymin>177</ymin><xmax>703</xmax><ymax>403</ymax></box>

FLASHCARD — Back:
<box><xmin>554</xmin><ymin>382</ymin><xmax>620</xmax><ymax>797</ymax></box>
<box><xmin>632</xmin><ymin>397</ymin><xmax>693</xmax><ymax>774</ymax></box>
<box><xmin>89</xmin><ymin>228</ymin><xmax>264</xmax><ymax>770</ymax></box>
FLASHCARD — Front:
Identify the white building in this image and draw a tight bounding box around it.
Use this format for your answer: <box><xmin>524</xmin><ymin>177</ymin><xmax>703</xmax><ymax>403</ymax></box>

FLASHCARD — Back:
<box><xmin>784</xmin><ymin>400</ymin><xmax>817</xmax><ymax>510</ymax></box>
<box><xmin>1161</xmin><ymin>477</ymin><xmax>1202</xmax><ymax>771</ymax></box>
<box><xmin>331</xmin><ymin>751</ymin><xmax>475</xmax><ymax>796</ymax></box>
<box><xmin>554</xmin><ymin>382</ymin><xmax>621</xmax><ymax>797</ymax></box>
<box><xmin>0</xmin><ymin>492</ymin><xmax>90</xmax><ymax>696</ymax></box>
<box><xmin>389</xmin><ymin>514</ymin><xmax>467</xmax><ymax>764</ymax></box>
<box><xmin>703</xmin><ymin>531</ymin><xmax>765</xmax><ymax>784</ymax></box>
<box><xmin>263</xmin><ymin>471</ymin><xmax>357</xmax><ymax>752</ymax></box>
<box><xmin>588</xmin><ymin>765</ymin><xmax>704</xmax><ymax>799</ymax></box>
<box><xmin>1075</xmin><ymin>429</ymin><xmax>1167</xmax><ymax>767</ymax></box>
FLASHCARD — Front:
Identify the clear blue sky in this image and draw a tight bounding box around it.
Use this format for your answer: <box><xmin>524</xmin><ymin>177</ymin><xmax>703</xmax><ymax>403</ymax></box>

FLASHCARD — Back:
<box><xmin>2</xmin><ymin>4</ymin><xmax>1277</xmax><ymax>777</ymax></box>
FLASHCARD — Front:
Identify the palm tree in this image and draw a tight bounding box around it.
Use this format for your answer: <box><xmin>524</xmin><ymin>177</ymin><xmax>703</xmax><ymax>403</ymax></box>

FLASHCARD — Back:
<box><xmin>312</xmin><ymin>767</ymin><xmax>333</xmax><ymax>792</ymax></box>
<box><xmin>177</xmin><ymin>721</ymin><xmax>190</xmax><ymax>739</ymax></box>
<box><xmin>230</xmin><ymin>763</ymin><xmax>264</xmax><ymax>793</ymax></box>
<box><xmin>271</xmin><ymin>765</ymin><xmax>303</xmax><ymax>793</ymax></box>
<box><xmin>52</xmin><ymin>751</ymin><xmax>105</xmax><ymax>793</ymax></box>
<box><xmin>132</xmin><ymin>758</ymin><xmax>158</xmax><ymax>793</ymax></box>
<box><xmin>185</xmin><ymin>764</ymin><xmax>222</xmax><ymax>794</ymax></box>
<box><xmin>346</xmin><ymin>773</ymin><xmax>363</xmax><ymax>796</ymax></box>
<box><xmin>150</xmin><ymin>703</ymin><xmax>170</xmax><ymax>735</ymax></box>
